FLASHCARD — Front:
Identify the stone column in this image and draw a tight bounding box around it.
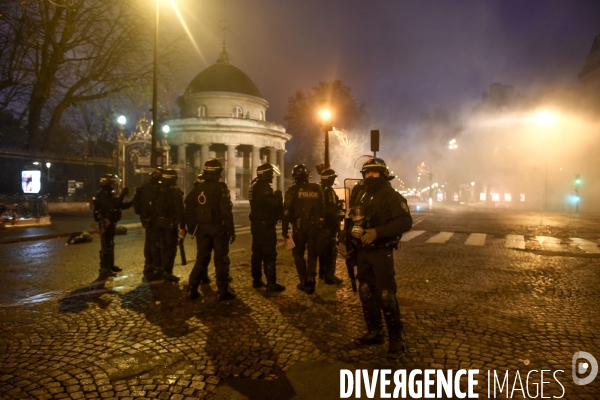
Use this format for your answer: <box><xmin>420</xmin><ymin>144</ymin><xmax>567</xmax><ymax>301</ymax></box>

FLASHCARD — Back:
<box><xmin>268</xmin><ymin>147</ymin><xmax>277</xmax><ymax>190</ymax></box>
<box><xmin>251</xmin><ymin>145</ymin><xmax>261</xmax><ymax>179</ymax></box>
<box><xmin>227</xmin><ymin>144</ymin><xmax>238</xmax><ymax>201</ymax></box>
<box><xmin>277</xmin><ymin>149</ymin><xmax>286</xmax><ymax>192</ymax></box>
<box><xmin>178</xmin><ymin>144</ymin><xmax>187</xmax><ymax>166</ymax></box>
<box><xmin>193</xmin><ymin>150</ymin><xmax>201</xmax><ymax>169</ymax></box>
<box><xmin>200</xmin><ymin>144</ymin><xmax>210</xmax><ymax>169</ymax></box>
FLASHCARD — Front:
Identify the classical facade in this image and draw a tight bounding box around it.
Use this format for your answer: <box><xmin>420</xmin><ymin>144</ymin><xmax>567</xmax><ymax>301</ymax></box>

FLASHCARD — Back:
<box><xmin>165</xmin><ymin>48</ymin><xmax>290</xmax><ymax>202</ymax></box>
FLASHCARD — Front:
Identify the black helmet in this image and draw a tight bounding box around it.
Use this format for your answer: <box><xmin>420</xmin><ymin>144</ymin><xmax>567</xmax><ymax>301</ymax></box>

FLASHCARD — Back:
<box><xmin>160</xmin><ymin>168</ymin><xmax>178</xmax><ymax>185</ymax></box>
<box><xmin>100</xmin><ymin>174</ymin><xmax>120</xmax><ymax>186</ymax></box>
<box><xmin>203</xmin><ymin>158</ymin><xmax>223</xmax><ymax>179</ymax></box>
<box><xmin>150</xmin><ymin>167</ymin><xmax>164</xmax><ymax>179</ymax></box>
<box><xmin>320</xmin><ymin>168</ymin><xmax>337</xmax><ymax>186</ymax></box>
<box><xmin>291</xmin><ymin>164</ymin><xmax>310</xmax><ymax>180</ymax></box>
<box><xmin>361</xmin><ymin>157</ymin><xmax>393</xmax><ymax>180</ymax></box>
<box><xmin>257</xmin><ymin>163</ymin><xmax>281</xmax><ymax>180</ymax></box>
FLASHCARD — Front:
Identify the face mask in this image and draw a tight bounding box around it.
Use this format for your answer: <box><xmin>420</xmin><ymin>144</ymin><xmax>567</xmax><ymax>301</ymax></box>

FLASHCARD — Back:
<box><xmin>364</xmin><ymin>177</ymin><xmax>385</xmax><ymax>191</ymax></box>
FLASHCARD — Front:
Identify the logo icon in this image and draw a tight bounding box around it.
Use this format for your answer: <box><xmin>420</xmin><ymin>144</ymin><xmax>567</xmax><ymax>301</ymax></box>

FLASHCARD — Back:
<box><xmin>572</xmin><ymin>351</ymin><xmax>598</xmax><ymax>385</ymax></box>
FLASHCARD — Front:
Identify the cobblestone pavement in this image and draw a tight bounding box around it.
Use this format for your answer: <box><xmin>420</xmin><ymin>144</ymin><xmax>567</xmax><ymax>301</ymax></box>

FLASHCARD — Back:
<box><xmin>0</xmin><ymin>208</ymin><xmax>599</xmax><ymax>399</ymax></box>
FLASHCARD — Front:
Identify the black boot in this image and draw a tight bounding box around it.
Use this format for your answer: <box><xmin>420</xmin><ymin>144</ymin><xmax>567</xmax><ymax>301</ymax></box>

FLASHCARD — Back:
<box><xmin>253</xmin><ymin>279</ymin><xmax>266</xmax><ymax>288</ymax></box>
<box><xmin>304</xmin><ymin>279</ymin><xmax>316</xmax><ymax>294</ymax></box>
<box><xmin>217</xmin><ymin>290</ymin><xmax>236</xmax><ymax>301</ymax></box>
<box><xmin>357</xmin><ymin>283</ymin><xmax>384</xmax><ymax>345</ymax></box>
<box><xmin>188</xmin><ymin>286</ymin><xmax>200</xmax><ymax>300</ymax></box>
<box><xmin>380</xmin><ymin>289</ymin><xmax>406</xmax><ymax>358</ymax></box>
<box><xmin>265</xmin><ymin>261</ymin><xmax>285</xmax><ymax>292</ymax></box>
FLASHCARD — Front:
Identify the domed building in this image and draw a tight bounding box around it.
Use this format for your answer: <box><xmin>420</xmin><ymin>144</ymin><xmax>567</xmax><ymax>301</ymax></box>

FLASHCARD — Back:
<box><xmin>166</xmin><ymin>47</ymin><xmax>290</xmax><ymax>201</ymax></box>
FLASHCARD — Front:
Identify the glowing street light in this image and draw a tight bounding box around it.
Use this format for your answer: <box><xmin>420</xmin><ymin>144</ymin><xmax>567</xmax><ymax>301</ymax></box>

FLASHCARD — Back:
<box><xmin>448</xmin><ymin>138</ymin><xmax>458</xmax><ymax>149</ymax></box>
<box><xmin>534</xmin><ymin>111</ymin><xmax>558</xmax><ymax>127</ymax></box>
<box><xmin>318</xmin><ymin>107</ymin><xmax>333</xmax><ymax>170</ymax></box>
<box><xmin>117</xmin><ymin>115</ymin><xmax>127</xmax><ymax>126</ymax></box>
<box><xmin>162</xmin><ymin>124</ymin><xmax>170</xmax><ymax>134</ymax></box>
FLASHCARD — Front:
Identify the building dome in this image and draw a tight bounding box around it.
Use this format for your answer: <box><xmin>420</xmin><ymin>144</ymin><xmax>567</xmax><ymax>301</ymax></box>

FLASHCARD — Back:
<box><xmin>186</xmin><ymin>52</ymin><xmax>262</xmax><ymax>98</ymax></box>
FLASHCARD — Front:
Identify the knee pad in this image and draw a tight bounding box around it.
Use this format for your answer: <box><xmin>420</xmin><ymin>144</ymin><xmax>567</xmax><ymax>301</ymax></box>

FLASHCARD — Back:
<box><xmin>378</xmin><ymin>289</ymin><xmax>398</xmax><ymax>312</ymax></box>
<box><xmin>358</xmin><ymin>282</ymin><xmax>373</xmax><ymax>302</ymax></box>
<box><xmin>220</xmin><ymin>255</ymin><xmax>230</xmax><ymax>267</ymax></box>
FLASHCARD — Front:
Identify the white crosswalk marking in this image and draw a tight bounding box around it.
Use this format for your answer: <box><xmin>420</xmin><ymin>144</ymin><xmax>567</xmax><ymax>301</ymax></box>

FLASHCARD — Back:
<box><xmin>401</xmin><ymin>230</ymin><xmax>425</xmax><ymax>242</ymax></box>
<box><xmin>465</xmin><ymin>233</ymin><xmax>486</xmax><ymax>246</ymax></box>
<box><xmin>426</xmin><ymin>232</ymin><xmax>454</xmax><ymax>244</ymax></box>
<box><xmin>570</xmin><ymin>238</ymin><xmax>600</xmax><ymax>253</ymax></box>
<box><xmin>505</xmin><ymin>234</ymin><xmax>525</xmax><ymax>249</ymax></box>
<box><xmin>536</xmin><ymin>236</ymin><xmax>563</xmax><ymax>252</ymax></box>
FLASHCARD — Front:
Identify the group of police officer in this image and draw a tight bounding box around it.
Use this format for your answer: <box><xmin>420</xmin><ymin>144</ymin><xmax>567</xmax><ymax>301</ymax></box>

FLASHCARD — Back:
<box><xmin>92</xmin><ymin>156</ymin><xmax>412</xmax><ymax>357</ymax></box>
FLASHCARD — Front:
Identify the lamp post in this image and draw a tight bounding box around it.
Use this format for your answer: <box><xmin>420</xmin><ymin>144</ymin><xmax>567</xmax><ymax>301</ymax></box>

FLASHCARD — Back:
<box><xmin>534</xmin><ymin>111</ymin><xmax>558</xmax><ymax>211</ymax></box>
<box><xmin>318</xmin><ymin>107</ymin><xmax>333</xmax><ymax>170</ymax></box>
<box><xmin>151</xmin><ymin>0</ymin><xmax>160</xmax><ymax>168</ymax></box>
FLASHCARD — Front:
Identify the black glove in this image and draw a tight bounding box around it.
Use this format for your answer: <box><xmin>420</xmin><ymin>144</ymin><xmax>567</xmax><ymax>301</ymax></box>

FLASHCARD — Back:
<box><xmin>229</xmin><ymin>234</ymin><xmax>236</xmax><ymax>244</ymax></box>
<box><xmin>121</xmin><ymin>187</ymin><xmax>129</xmax><ymax>196</ymax></box>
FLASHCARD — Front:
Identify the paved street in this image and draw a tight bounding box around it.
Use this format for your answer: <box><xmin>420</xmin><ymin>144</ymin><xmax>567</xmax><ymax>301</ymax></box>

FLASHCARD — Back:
<box><xmin>1</xmin><ymin>206</ymin><xmax>599</xmax><ymax>399</ymax></box>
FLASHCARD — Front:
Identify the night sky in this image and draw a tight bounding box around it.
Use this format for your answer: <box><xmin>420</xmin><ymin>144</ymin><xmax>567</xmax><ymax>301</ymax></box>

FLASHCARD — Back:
<box><xmin>169</xmin><ymin>0</ymin><xmax>600</xmax><ymax>138</ymax></box>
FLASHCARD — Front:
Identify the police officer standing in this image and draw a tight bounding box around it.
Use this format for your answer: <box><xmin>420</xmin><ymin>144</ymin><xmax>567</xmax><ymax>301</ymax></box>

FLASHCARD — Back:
<box><xmin>318</xmin><ymin>169</ymin><xmax>343</xmax><ymax>285</ymax></box>
<box><xmin>93</xmin><ymin>174</ymin><xmax>132</xmax><ymax>279</ymax></box>
<box><xmin>349</xmin><ymin>157</ymin><xmax>412</xmax><ymax>358</ymax></box>
<box><xmin>150</xmin><ymin>168</ymin><xmax>186</xmax><ymax>282</ymax></box>
<box><xmin>133</xmin><ymin>167</ymin><xmax>162</xmax><ymax>274</ymax></box>
<box><xmin>185</xmin><ymin>159</ymin><xmax>236</xmax><ymax>301</ymax></box>
<box><xmin>282</xmin><ymin>164</ymin><xmax>325</xmax><ymax>294</ymax></box>
<box><xmin>248</xmin><ymin>163</ymin><xmax>285</xmax><ymax>292</ymax></box>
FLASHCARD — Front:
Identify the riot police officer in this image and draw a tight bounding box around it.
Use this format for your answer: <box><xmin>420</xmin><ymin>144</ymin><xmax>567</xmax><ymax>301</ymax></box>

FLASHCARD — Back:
<box><xmin>282</xmin><ymin>164</ymin><xmax>325</xmax><ymax>294</ymax></box>
<box><xmin>133</xmin><ymin>167</ymin><xmax>163</xmax><ymax>273</ymax></box>
<box><xmin>151</xmin><ymin>168</ymin><xmax>186</xmax><ymax>282</ymax></box>
<box><xmin>249</xmin><ymin>163</ymin><xmax>285</xmax><ymax>292</ymax></box>
<box><xmin>185</xmin><ymin>159</ymin><xmax>236</xmax><ymax>301</ymax></box>
<box><xmin>348</xmin><ymin>157</ymin><xmax>412</xmax><ymax>358</ymax></box>
<box><xmin>93</xmin><ymin>174</ymin><xmax>132</xmax><ymax>279</ymax></box>
<box><xmin>318</xmin><ymin>169</ymin><xmax>343</xmax><ymax>285</ymax></box>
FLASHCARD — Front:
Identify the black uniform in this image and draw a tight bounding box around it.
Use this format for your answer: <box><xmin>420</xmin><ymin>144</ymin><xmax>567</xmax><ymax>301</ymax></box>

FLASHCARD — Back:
<box><xmin>133</xmin><ymin>177</ymin><xmax>160</xmax><ymax>270</ymax></box>
<box><xmin>151</xmin><ymin>183</ymin><xmax>185</xmax><ymax>280</ymax></box>
<box><xmin>248</xmin><ymin>178</ymin><xmax>283</xmax><ymax>288</ymax></box>
<box><xmin>185</xmin><ymin>178</ymin><xmax>235</xmax><ymax>296</ymax></box>
<box><xmin>317</xmin><ymin>182</ymin><xmax>343</xmax><ymax>283</ymax></box>
<box><xmin>93</xmin><ymin>185</ymin><xmax>131</xmax><ymax>277</ymax></box>
<box><xmin>282</xmin><ymin>180</ymin><xmax>325</xmax><ymax>292</ymax></box>
<box><xmin>350</xmin><ymin>179</ymin><xmax>412</xmax><ymax>354</ymax></box>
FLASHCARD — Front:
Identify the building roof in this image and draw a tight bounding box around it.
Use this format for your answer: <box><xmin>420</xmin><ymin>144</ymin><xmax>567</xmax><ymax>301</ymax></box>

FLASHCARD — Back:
<box><xmin>186</xmin><ymin>47</ymin><xmax>262</xmax><ymax>98</ymax></box>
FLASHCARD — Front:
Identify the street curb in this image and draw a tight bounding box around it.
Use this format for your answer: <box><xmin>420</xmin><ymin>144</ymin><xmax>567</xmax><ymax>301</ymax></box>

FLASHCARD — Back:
<box><xmin>0</xmin><ymin>223</ymin><xmax>144</xmax><ymax>245</ymax></box>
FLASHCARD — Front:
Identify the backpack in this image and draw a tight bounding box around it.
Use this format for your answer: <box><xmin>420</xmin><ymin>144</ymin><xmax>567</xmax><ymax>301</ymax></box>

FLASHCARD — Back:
<box><xmin>193</xmin><ymin>181</ymin><xmax>222</xmax><ymax>225</ymax></box>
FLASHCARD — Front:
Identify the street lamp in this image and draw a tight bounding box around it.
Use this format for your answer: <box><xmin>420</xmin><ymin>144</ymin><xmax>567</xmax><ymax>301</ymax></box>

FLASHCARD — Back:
<box><xmin>151</xmin><ymin>0</ymin><xmax>160</xmax><ymax>168</ymax></box>
<box><xmin>534</xmin><ymin>110</ymin><xmax>559</xmax><ymax>211</ymax></box>
<box><xmin>318</xmin><ymin>107</ymin><xmax>333</xmax><ymax>170</ymax></box>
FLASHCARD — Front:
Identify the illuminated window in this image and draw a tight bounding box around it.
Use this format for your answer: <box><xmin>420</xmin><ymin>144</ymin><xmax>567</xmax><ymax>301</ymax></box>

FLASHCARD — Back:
<box><xmin>234</xmin><ymin>106</ymin><xmax>243</xmax><ymax>118</ymax></box>
<box><xmin>198</xmin><ymin>105</ymin><xmax>207</xmax><ymax>117</ymax></box>
<box><xmin>480</xmin><ymin>193</ymin><xmax>486</xmax><ymax>201</ymax></box>
<box><xmin>436</xmin><ymin>192</ymin><xmax>443</xmax><ymax>201</ymax></box>
<box><xmin>491</xmin><ymin>193</ymin><xmax>500</xmax><ymax>202</ymax></box>
<box><xmin>504</xmin><ymin>193</ymin><xmax>512</xmax><ymax>202</ymax></box>
<box><xmin>520</xmin><ymin>194</ymin><xmax>525</xmax><ymax>202</ymax></box>
<box><xmin>453</xmin><ymin>193</ymin><xmax>459</xmax><ymax>201</ymax></box>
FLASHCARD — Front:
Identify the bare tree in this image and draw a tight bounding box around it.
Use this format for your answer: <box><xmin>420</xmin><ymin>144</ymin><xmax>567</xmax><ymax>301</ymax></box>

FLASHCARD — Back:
<box><xmin>0</xmin><ymin>0</ymin><xmax>185</xmax><ymax>152</ymax></box>
<box><xmin>284</xmin><ymin>80</ymin><xmax>370</xmax><ymax>174</ymax></box>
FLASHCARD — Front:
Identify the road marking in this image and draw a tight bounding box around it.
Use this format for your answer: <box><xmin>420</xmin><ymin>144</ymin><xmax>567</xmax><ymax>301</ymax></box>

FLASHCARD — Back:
<box><xmin>536</xmin><ymin>236</ymin><xmax>563</xmax><ymax>252</ymax></box>
<box><xmin>570</xmin><ymin>238</ymin><xmax>600</xmax><ymax>253</ymax></box>
<box><xmin>505</xmin><ymin>235</ymin><xmax>525</xmax><ymax>249</ymax></box>
<box><xmin>401</xmin><ymin>230</ymin><xmax>425</xmax><ymax>242</ymax></box>
<box><xmin>426</xmin><ymin>232</ymin><xmax>454</xmax><ymax>244</ymax></box>
<box><xmin>465</xmin><ymin>233</ymin><xmax>486</xmax><ymax>246</ymax></box>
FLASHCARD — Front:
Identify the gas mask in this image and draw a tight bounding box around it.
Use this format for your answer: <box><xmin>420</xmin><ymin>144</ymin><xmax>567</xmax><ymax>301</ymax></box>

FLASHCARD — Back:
<box><xmin>350</xmin><ymin>206</ymin><xmax>366</xmax><ymax>238</ymax></box>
